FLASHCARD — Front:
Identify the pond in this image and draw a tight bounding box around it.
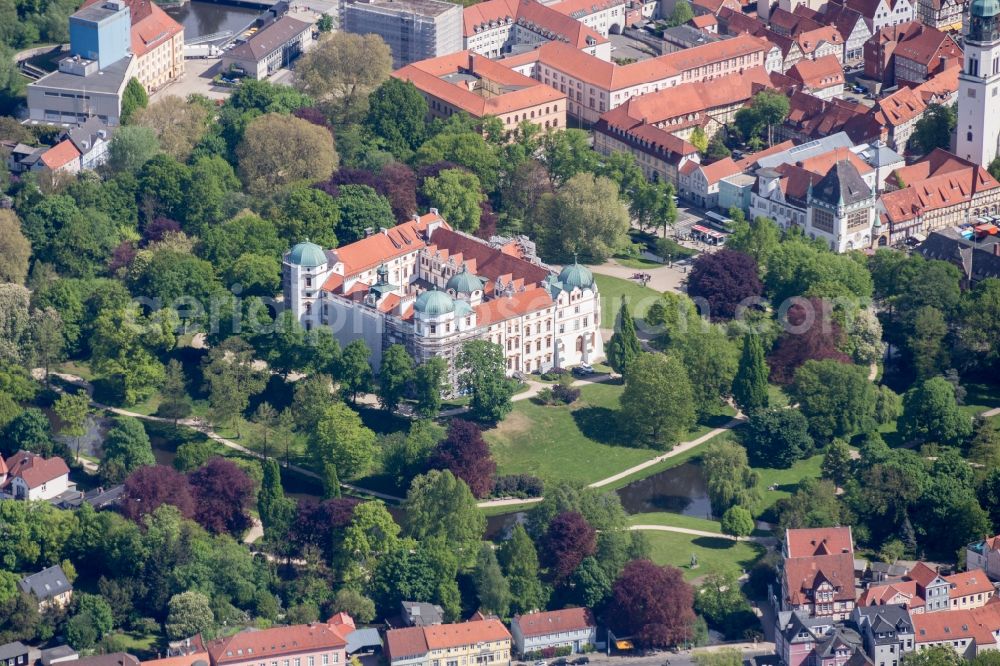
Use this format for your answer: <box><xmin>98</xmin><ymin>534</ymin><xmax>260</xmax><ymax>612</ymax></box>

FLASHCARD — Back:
<box><xmin>615</xmin><ymin>462</ymin><xmax>714</xmax><ymax>519</ymax></box>
<box><xmin>164</xmin><ymin>1</ymin><xmax>261</xmax><ymax>45</ymax></box>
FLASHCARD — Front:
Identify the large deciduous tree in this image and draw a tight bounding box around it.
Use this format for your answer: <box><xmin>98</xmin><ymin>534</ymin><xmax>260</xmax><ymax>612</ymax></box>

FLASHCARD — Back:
<box><xmin>365</xmin><ymin>78</ymin><xmax>428</xmax><ymax>157</ymax></box>
<box><xmin>743</xmin><ymin>408</ymin><xmax>813</xmax><ymax>469</ymax></box>
<box><xmin>702</xmin><ymin>439</ymin><xmax>760</xmax><ymax>515</ymax></box>
<box><xmin>378</xmin><ymin>344</ymin><xmax>414</xmax><ymax>412</ymax></box>
<box><xmin>608</xmin><ymin>560</ymin><xmax>695</xmax><ymax>648</ymax></box>
<box><xmin>121</xmin><ymin>464</ymin><xmax>196</xmax><ymax>522</ymax></box>
<box><xmin>899</xmin><ymin>376</ymin><xmax>973</xmax><ymax>446</ymax></box>
<box><xmin>911</xmin><ymin>104</ymin><xmax>956</xmax><ymax>155</ymax></box>
<box><xmin>458</xmin><ymin>340</ymin><xmax>515</xmax><ymax>423</ymax></box>
<box><xmin>404</xmin><ymin>470</ymin><xmax>486</xmax><ymax>568</ymax></box>
<box><xmin>473</xmin><ymin>544</ymin><xmax>511</xmax><ymax>616</ymax></box>
<box><xmin>100</xmin><ymin>416</ymin><xmax>155</xmax><ymax>483</ymax></box>
<box><xmin>619</xmin><ymin>353</ymin><xmax>696</xmax><ymax>449</ymax></box>
<box><xmin>413</xmin><ymin>357</ymin><xmax>448</xmax><ymax>417</ymax></box>
<box><xmin>531</xmin><ymin>173</ymin><xmax>630</xmax><ymax>262</ymax></box>
<box><xmin>431</xmin><ymin>419</ymin><xmax>496</xmax><ymax>499</ymax></box>
<box><xmin>309</xmin><ymin>402</ymin><xmax>378</xmax><ymax>480</ymax></box>
<box><xmin>499</xmin><ymin>524</ymin><xmax>548</xmax><ymax>613</ymax></box>
<box><xmin>165</xmin><ymin>591</ymin><xmax>214</xmax><ymax>640</ymax></box>
<box><xmin>202</xmin><ymin>337</ymin><xmax>267</xmax><ymax>437</ymax></box>
<box><xmin>107</xmin><ymin>125</ymin><xmax>160</xmax><ymax>174</ymax></box>
<box><xmin>237</xmin><ymin>113</ymin><xmax>337</xmax><ymax>195</ymax></box>
<box><xmin>768</xmin><ymin>298</ymin><xmax>851</xmax><ymax>384</ymax></box>
<box><xmin>188</xmin><ymin>457</ymin><xmax>255</xmax><ymax>535</ymax></box>
<box><xmin>0</xmin><ymin>210</ymin><xmax>30</xmax><ymax>284</ymax></box>
<box><xmin>687</xmin><ymin>249</ymin><xmax>763</xmax><ymax>321</ymax></box>
<box><xmin>294</xmin><ymin>32</ymin><xmax>392</xmax><ymax>124</ymax></box>
<box><xmin>792</xmin><ymin>359</ymin><xmax>875</xmax><ymax>442</ymax></box>
<box><xmin>133</xmin><ymin>95</ymin><xmax>210</xmax><ymax>161</ymax></box>
<box><xmin>421</xmin><ymin>169</ymin><xmax>485</xmax><ymax>233</ymax></box>
<box><xmin>120</xmin><ymin>77</ymin><xmax>148</xmax><ymax>124</ymax></box>
<box><xmin>335</xmin><ymin>184</ymin><xmax>396</xmax><ymax>244</ymax></box>
<box><xmin>541</xmin><ymin>511</ymin><xmax>597</xmax><ymax>583</ymax></box>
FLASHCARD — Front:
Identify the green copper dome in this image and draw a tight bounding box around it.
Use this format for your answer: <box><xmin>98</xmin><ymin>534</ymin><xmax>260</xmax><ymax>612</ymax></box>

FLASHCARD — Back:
<box><xmin>288</xmin><ymin>241</ymin><xmax>326</xmax><ymax>267</ymax></box>
<box><xmin>972</xmin><ymin>0</ymin><xmax>1000</xmax><ymax>18</ymax></box>
<box><xmin>558</xmin><ymin>259</ymin><xmax>594</xmax><ymax>290</ymax></box>
<box><xmin>446</xmin><ymin>267</ymin><xmax>485</xmax><ymax>294</ymax></box>
<box><xmin>414</xmin><ymin>289</ymin><xmax>455</xmax><ymax>316</ymax></box>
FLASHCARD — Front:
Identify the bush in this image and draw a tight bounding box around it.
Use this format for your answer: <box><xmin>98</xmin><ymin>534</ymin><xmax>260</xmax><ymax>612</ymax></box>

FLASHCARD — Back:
<box><xmin>540</xmin><ymin>368</ymin><xmax>570</xmax><ymax>382</ymax></box>
<box><xmin>552</xmin><ymin>384</ymin><xmax>581</xmax><ymax>404</ymax></box>
<box><xmin>493</xmin><ymin>474</ymin><xmax>544</xmax><ymax>498</ymax></box>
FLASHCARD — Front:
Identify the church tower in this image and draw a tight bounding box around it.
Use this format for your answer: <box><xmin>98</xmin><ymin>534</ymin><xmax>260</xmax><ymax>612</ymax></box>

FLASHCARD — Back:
<box><xmin>957</xmin><ymin>0</ymin><xmax>1000</xmax><ymax>166</ymax></box>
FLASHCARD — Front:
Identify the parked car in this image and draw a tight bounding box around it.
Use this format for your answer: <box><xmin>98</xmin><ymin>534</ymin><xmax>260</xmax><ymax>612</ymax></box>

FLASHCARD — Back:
<box><xmin>572</xmin><ymin>364</ymin><xmax>595</xmax><ymax>376</ymax></box>
<box><xmin>551</xmin><ymin>659</ymin><xmax>568</xmax><ymax>666</ymax></box>
<box><xmin>572</xmin><ymin>658</ymin><xmax>590</xmax><ymax>665</ymax></box>
<box><xmin>534</xmin><ymin>661</ymin><xmax>547</xmax><ymax>666</ymax></box>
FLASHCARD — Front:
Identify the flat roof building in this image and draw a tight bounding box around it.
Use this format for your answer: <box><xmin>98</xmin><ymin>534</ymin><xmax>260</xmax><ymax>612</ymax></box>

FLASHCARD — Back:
<box><xmin>341</xmin><ymin>0</ymin><xmax>463</xmax><ymax>68</ymax></box>
<box><xmin>222</xmin><ymin>16</ymin><xmax>313</xmax><ymax>80</ymax></box>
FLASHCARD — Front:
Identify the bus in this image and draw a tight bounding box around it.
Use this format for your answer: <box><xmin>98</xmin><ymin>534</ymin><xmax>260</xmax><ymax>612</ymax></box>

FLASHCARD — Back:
<box><xmin>691</xmin><ymin>224</ymin><xmax>727</xmax><ymax>246</ymax></box>
<box><xmin>704</xmin><ymin>211</ymin><xmax>736</xmax><ymax>234</ymax></box>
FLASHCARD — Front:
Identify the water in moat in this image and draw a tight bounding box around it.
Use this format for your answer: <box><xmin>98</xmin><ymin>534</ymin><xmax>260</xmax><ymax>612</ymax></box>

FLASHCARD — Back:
<box><xmin>164</xmin><ymin>1</ymin><xmax>261</xmax><ymax>45</ymax></box>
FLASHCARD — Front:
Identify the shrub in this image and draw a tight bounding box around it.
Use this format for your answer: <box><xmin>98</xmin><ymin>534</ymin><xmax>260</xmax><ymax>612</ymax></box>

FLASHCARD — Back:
<box><xmin>493</xmin><ymin>474</ymin><xmax>544</xmax><ymax>498</ymax></box>
<box><xmin>552</xmin><ymin>384</ymin><xmax>581</xmax><ymax>404</ymax></box>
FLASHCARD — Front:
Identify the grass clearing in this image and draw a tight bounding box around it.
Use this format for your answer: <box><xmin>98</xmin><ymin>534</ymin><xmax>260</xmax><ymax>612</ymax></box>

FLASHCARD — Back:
<box><xmin>613</xmin><ymin>255</ymin><xmax>664</xmax><ymax>269</ymax></box>
<box><xmin>754</xmin><ymin>453</ymin><xmax>824</xmax><ymax>519</ymax></box>
<box><xmin>486</xmin><ymin>381</ymin><xmax>736</xmax><ymax>486</ymax></box>
<box><xmin>641</xmin><ymin>530</ymin><xmax>765</xmax><ymax>580</ymax></box>
<box><xmin>594</xmin><ymin>273</ymin><xmax>662</xmax><ymax>321</ymax></box>
<box><xmin>628</xmin><ymin>512</ymin><xmax>723</xmax><ymax>532</ymax></box>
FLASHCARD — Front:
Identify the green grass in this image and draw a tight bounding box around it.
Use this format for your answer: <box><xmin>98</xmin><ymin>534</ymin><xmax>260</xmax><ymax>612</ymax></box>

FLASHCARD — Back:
<box><xmin>110</xmin><ymin>631</ymin><xmax>160</xmax><ymax>657</ymax></box>
<box><xmin>767</xmin><ymin>384</ymin><xmax>791</xmax><ymax>409</ymax></box>
<box><xmin>754</xmin><ymin>453</ymin><xmax>824</xmax><ymax>518</ymax></box>
<box><xmin>55</xmin><ymin>361</ymin><xmax>96</xmax><ymax>381</ymax></box>
<box><xmin>486</xmin><ymin>381</ymin><xmax>736</xmax><ymax>486</ymax></box>
<box><xmin>479</xmin><ymin>500</ymin><xmax>542</xmax><ymax>517</ymax></box>
<box><xmin>597</xmin><ymin>427</ymin><xmax>736</xmax><ymax>491</ymax></box>
<box><xmin>628</xmin><ymin>512</ymin><xmax>723</xmax><ymax>532</ymax></box>
<box><xmin>613</xmin><ymin>255</ymin><xmax>664</xmax><ymax>269</ymax></box>
<box><xmin>641</xmin><ymin>530</ymin><xmax>766</xmax><ymax>580</ymax></box>
<box><xmin>594</xmin><ymin>273</ymin><xmax>662</xmax><ymax>321</ymax></box>
<box><xmin>962</xmin><ymin>382</ymin><xmax>1000</xmax><ymax>418</ymax></box>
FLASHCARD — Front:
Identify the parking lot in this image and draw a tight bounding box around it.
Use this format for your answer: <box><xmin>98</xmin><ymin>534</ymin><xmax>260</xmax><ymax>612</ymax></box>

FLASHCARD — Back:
<box><xmin>609</xmin><ymin>33</ymin><xmax>658</xmax><ymax>62</ymax></box>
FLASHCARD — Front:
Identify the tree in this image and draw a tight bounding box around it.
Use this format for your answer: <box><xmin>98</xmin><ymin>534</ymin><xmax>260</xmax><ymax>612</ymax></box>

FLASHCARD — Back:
<box><xmin>990</xmin><ymin>156</ymin><xmax>1000</xmax><ymax>183</ymax></box>
<box><xmin>899</xmin><ymin>377</ymin><xmax>973</xmax><ymax>446</ymax></box>
<box><xmin>29</xmin><ymin>308</ymin><xmax>64</xmax><ymax>388</ymax></box>
<box><xmin>473</xmin><ymin>544</ymin><xmax>511</xmax><ymax>616</ymax></box>
<box><xmin>2</xmin><ymin>408</ymin><xmax>54</xmax><ymax>458</ymax></box>
<box><xmin>667</xmin><ymin>0</ymin><xmax>694</xmax><ymax>25</ymax></box>
<box><xmin>734</xmin><ymin>90</ymin><xmax>790</xmax><ymax>146</ymax></box>
<box><xmin>165</xmin><ymin>591</ymin><xmax>214</xmax><ymax>640</ymax></box>
<box><xmin>421</xmin><ymin>169</ymin><xmax>485</xmax><ymax>233</ymax></box>
<box><xmin>309</xmin><ymin>402</ymin><xmax>378</xmax><ymax>480</ymax></box>
<box><xmin>292</xmin><ymin>374</ymin><xmax>335</xmax><ymax>432</ymax></box>
<box><xmin>294</xmin><ymin>32</ymin><xmax>392</xmax><ymax>124</ymax></box>
<box><xmin>706</xmin><ymin>134</ymin><xmax>731</xmax><ymax>162</ymax></box>
<box><xmin>121</xmin><ymin>464</ymin><xmax>196</xmax><ymax>522</ymax></box>
<box><xmin>54</xmin><ymin>391</ymin><xmax>90</xmax><ymax>460</ymax></box>
<box><xmin>619</xmin><ymin>353</ymin><xmax>696</xmax><ymax>449</ymax></box>
<box><xmin>768</xmin><ymin>298</ymin><xmax>852</xmax><ymax>384</ymax></box>
<box><xmin>323</xmin><ymin>463</ymin><xmax>342</xmax><ymax>499</ymax></box>
<box><xmin>258</xmin><ymin>458</ymin><xmax>295</xmax><ymax>544</ymax></box>
<box><xmin>902</xmin><ymin>646</ymin><xmax>964</xmax><ymax>666</ymax></box>
<box><xmin>821</xmin><ymin>438</ymin><xmax>853</xmax><ymax>486</ymax></box>
<box><xmin>431</xmin><ymin>419</ymin><xmax>497</xmax><ymax>498</ymax></box>
<box><xmin>727</xmin><ymin>215</ymin><xmax>780</xmax><ymax>270</ymax></box>
<box><xmin>107</xmin><ymin>125</ymin><xmax>160</xmax><ymax>174</ymax></box>
<box><xmin>687</xmin><ymin>249</ymin><xmax>763</xmax><ymax>321</ymax></box>
<box><xmin>365</xmin><ymin>78</ymin><xmax>428</xmax><ymax>157</ymax></box>
<box><xmin>733</xmin><ymin>331</ymin><xmax>769</xmax><ymax>414</ymax></box>
<box><xmin>101</xmin><ymin>416</ymin><xmax>154</xmax><ymax>483</ymax></box>
<box><xmin>792</xmin><ymin>359</ymin><xmax>876</xmax><ymax>442</ymax></box>
<box><xmin>189</xmin><ymin>457</ymin><xmax>256</xmax><ymax>535</ymax></box>
<box><xmin>678</xmin><ymin>324</ymin><xmax>739</xmax><ymax>417</ymax></box>
<box><xmin>458</xmin><ymin>340</ymin><xmax>515</xmax><ymax>423</ymax></box>
<box><xmin>498</xmin><ymin>524</ymin><xmax>548</xmax><ymax>613</ymax></box>
<box><xmin>689</xmin><ymin>126</ymin><xmax>708</xmax><ymax>153</ymax></box>
<box><xmin>250</xmin><ymin>401</ymin><xmax>278</xmax><ymax>455</ymax></box>
<box><xmin>606</xmin><ymin>296</ymin><xmax>642</xmax><ymax>374</ymax></box>
<box><xmin>133</xmin><ymin>95</ymin><xmax>210</xmax><ymax>161</ymax></box>
<box><xmin>0</xmin><ymin>210</ymin><xmax>30</xmax><ymax>284</ymax></box>
<box><xmin>743</xmin><ymin>408</ymin><xmax>813</xmax><ymax>468</ymax></box>
<box><xmin>911</xmin><ymin>104</ymin><xmax>956</xmax><ymax>155</ymax></box>
<box><xmin>542</xmin><ymin>511</ymin><xmax>597</xmax><ymax>583</ymax></box>
<box><xmin>378</xmin><ymin>344</ymin><xmax>414</xmax><ymax>411</ymax></box>
<box><xmin>120</xmin><ymin>77</ymin><xmax>148</xmax><ymax>124</ymax></box>
<box><xmin>721</xmin><ymin>506</ymin><xmax>754</xmax><ymax>537</ymax></box>
<box><xmin>541</xmin><ymin>129</ymin><xmax>599</xmax><ymax>185</ymax></box>
<box><xmin>694</xmin><ymin>572</ymin><xmax>756</xmax><ymax>639</ymax></box>
<box><xmin>332</xmin><ymin>589</ymin><xmax>376</xmax><ymax>623</ymax></box>
<box><xmin>174</xmin><ymin>441</ymin><xmax>215</xmax><ymax>472</ymax></box>
<box><xmin>702</xmin><ymin>440</ymin><xmax>760</xmax><ymax>515</ymax></box>
<box><xmin>405</xmin><ymin>470</ymin><xmax>486</xmax><ymax>568</ymax></box>
<box><xmin>202</xmin><ymin>337</ymin><xmax>267</xmax><ymax>437</ymax></box>
<box><xmin>960</xmin><ymin>278</ymin><xmax>1000</xmax><ymax>371</ymax></box>
<box><xmin>237</xmin><ymin>113</ymin><xmax>337</xmax><ymax>195</ymax></box>
<box><xmin>609</xmin><ymin>560</ymin><xmax>695</xmax><ymax>648</ymax></box>
<box><xmin>413</xmin><ymin>357</ymin><xmax>448</xmax><ymax>417</ymax></box>
<box><xmin>336</xmin><ymin>184</ymin><xmax>396</xmax><ymax>243</ymax></box>
<box><xmin>70</xmin><ymin>593</ymin><xmax>113</xmax><ymax>642</ymax></box>
<box><xmin>339</xmin><ymin>339</ymin><xmax>373</xmax><ymax>403</ymax></box>
<box><xmin>531</xmin><ymin>173</ymin><xmax>630</xmax><ymax>262</ymax></box>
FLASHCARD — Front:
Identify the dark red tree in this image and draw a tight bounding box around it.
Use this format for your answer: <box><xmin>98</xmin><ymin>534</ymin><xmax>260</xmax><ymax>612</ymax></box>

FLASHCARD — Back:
<box><xmin>121</xmin><ymin>464</ymin><xmax>195</xmax><ymax>523</ymax></box>
<box><xmin>476</xmin><ymin>200</ymin><xmax>499</xmax><ymax>240</ymax></box>
<box><xmin>541</xmin><ymin>511</ymin><xmax>596</xmax><ymax>583</ymax></box>
<box><xmin>142</xmin><ymin>216</ymin><xmax>181</xmax><ymax>244</ymax></box>
<box><xmin>686</xmin><ymin>249</ymin><xmax>763</xmax><ymax>321</ymax></box>
<box><xmin>292</xmin><ymin>107</ymin><xmax>333</xmax><ymax>131</ymax></box>
<box><xmin>430</xmin><ymin>419</ymin><xmax>497</xmax><ymax>498</ymax></box>
<box><xmin>609</xmin><ymin>559</ymin><xmax>695</xmax><ymax>648</ymax></box>
<box><xmin>289</xmin><ymin>498</ymin><xmax>359</xmax><ymax>557</ymax></box>
<box><xmin>768</xmin><ymin>297</ymin><xmax>851</xmax><ymax>384</ymax></box>
<box><xmin>108</xmin><ymin>241</ymin><xmax>138</xmax><ymax>273</ymax></box>
<box><xmin>378</xmin><ymin>162</ymin><xmax>418</xmax><ymax>221</ymax></box>
<box><xmin>187</xmin><ymin>457</ymin><xmax>255</xmax><ymax>535</ymax></box>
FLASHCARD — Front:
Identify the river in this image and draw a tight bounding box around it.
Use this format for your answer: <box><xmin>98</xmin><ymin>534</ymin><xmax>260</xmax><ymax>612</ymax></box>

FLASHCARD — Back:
<box><xmin>165</xmin><ymin>1</ymin><xmax>262</xmax><ymax>45</ymax></box>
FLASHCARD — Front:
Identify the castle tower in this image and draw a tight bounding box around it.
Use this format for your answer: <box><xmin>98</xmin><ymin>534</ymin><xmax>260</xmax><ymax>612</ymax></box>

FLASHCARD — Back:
<box><xmin>956</xmin><ymin>0</ymin><xmax>1000</xmax><ymax>166</ymax></box>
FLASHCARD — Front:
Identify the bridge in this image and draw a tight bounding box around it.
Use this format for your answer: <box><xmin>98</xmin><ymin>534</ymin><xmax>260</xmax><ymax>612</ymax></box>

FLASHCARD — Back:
<box><xmin>196</xmin><ymin>0</ymin><xmax>276</xmax><ymax>9</ymax></box>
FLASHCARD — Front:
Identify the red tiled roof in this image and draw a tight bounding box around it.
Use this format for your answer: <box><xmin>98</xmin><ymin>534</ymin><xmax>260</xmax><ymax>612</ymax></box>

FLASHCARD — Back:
<box><xmin>858</xmin><ymin>580</ymin><xmax>922</xmax><ymax>608</ymax></box>
<box><xmin>946</xmin><ymin>570</ymin><xmax>994</xmax><ymax>599</ymax></box>
<box><xmin>330</xmin><ymin>213</ymin><xmax>447</xmax><ymax>277</ymax></box>
<box><xmin>39</xmin><ymin>140</ymin><xmax>80</xmax><ymax>170</ymax></box>
<box><xmin>795</xmin><ymin>25</ymin><xmax>843</xmax><ymax>54</ymax></box>
<box><xmin>787</xmin><ymin>54</ymin><xmax>844</xmax><ymax>90</ymax></box>
<box><xmin>475</xmin><ymin>287</ymin><xmax>553</xmax><ymax>326</ymax></box>
<box><xmin>913</xmin><ymin>606</ymin><xmax>1000</xmax><ymax>645</ymax></box>
<box><xmin>132</xmin><ymin>3</ymin><xmax>182</xmax><ymax>57</ymax></box>
<box><xmin>785</xmin><ymin>552</ymin><xmax>857</xmax><ymax>605</ymax></box>
<box><xmin>786</xmin><ymin>527</ymin><xmax>854</xmax><ymax>557</ymax></box>
<box><xmin>690</xmin><ymin>13</ymin><xmax>717</xmax><ymax>27</ymax></box>
<box><xmin>206</xmin><ymin>623</ymin><xmax>348</xmax><ymax>665</ymax></box>
<box><xmin>514</xmin><ymin>609</ymin><xmax>595</xmax><ymax>638</ymax></box>
<box><xmin>385</xmin><ymin>627</ymin><xmax>427</xmax><ymax>661</ymax></box>
<box><xmin>463</xmin><ymin>0</ymin><xmax>606</xmax><ymax>47</ymax></box>
<box><xmin>428</xmin><ymin>227</ymin><xmax>550</xmax><ymax>286</ymax></box>
<box><xmin>140</xmin><ymin>653</ymin><xmax>209</xmax><ymax>666</ymax></box>
<box><xmin>798</xmin><ymin>147</ymin><xmax>874</xmax><ymax>176</ymax></box>
<box><xmin>874</xmin><ymin>86</ymin><xmax>926</xmax><ymax>127</ymax></box>
<box><xmin>4</xmin><ymin>451</ymin><xmax>70</xmax><ymax>489</ymax></box>
<box><xmin>387</xmin><ymin>620</ymin><xmax>511</xmax><ymax>660</ymax></box>
<box><xmin>393</xmin><ymin>51</ymin><xmax>564</xmax><ymax>118</ymax></box>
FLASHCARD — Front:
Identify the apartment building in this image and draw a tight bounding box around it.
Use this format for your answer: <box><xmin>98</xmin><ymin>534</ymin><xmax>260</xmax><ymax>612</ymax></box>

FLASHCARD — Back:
<box><xmin>386</xmin><ymin>619</ymin><xmax>512</xmax><ymax>666</ymax></box>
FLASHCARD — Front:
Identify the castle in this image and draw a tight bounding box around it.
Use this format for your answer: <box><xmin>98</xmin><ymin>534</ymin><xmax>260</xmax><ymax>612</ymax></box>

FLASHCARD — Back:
<box><xmin>282</xmin><ymin>212</ymin><xmax>604</xmax><ymax>389</ymax></box>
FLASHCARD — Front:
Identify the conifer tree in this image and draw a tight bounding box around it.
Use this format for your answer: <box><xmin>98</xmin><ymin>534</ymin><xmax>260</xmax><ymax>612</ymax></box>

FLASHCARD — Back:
<box><xmin>323</xmin><ymin>462</ymin><xmax>342</xmax><ymax>499</ymax></box>
<box><xmin>258</xmin><ymin>458</ymin><xmax>295</xmax><ymax>544</ymax></box>
<box><xmin>607</xmin><ymin>296</ymin><xmax>641</xmax><ymax>374</ymax></box>
<box><xmin>733</xmin><ymin>331</ymin><xmax>769</xmax><ymax>414</ymax></box>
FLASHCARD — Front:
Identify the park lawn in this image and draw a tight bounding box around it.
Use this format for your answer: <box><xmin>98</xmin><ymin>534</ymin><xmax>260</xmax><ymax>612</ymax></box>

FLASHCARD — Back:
<box><xmin>486</xmin><ymin>382</ymin><xmax>736</xmax><ymax>486</ymax></box>
<box><xmin>593</xmin><ymin>273</ymin><xmax>661</xmax><ymax>321</ymax></box>
<box><xmin>109</xmin><ymin>631</ymin><xmax>160</xmax><ymax>658</ymax></box>
<box><xmin>962</xmin><ymin>382</ymin><xmax>1000</xmax><ymax>418</ymax></box>
<box><xmin>767</xmin><ymin>384</ymin><xmax>791</xmax><ymax>409</ymax></box>
<box><xmin>613</xmin><ymin>255</ymin><xmax>664</xmax><ymax>269</ymax></box>
<box><xmin>754</xmin><ymin>453</ymin><xmax>824</xmax><ymax>519</ymax></box>
<box><xmin>641</xmin><ymin>530</ymin><xmax>766</xmax><ymax>581</ymax></box>
<box><xmin>628</xmin><ymin>512</ymin><xmax>723</xmax><ymax>533</ymax></box>
<box><xmin>54</xmin><ymin>361</ymin><xmax>97</xmax><ymax>382</ymax></box>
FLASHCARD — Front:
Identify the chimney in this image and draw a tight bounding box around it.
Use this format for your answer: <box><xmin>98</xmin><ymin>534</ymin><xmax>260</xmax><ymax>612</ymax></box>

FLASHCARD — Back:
<box><xmin>468</xmin><ymin>52</ymin><xmax>475</xmax><ymax>74</ymax></box>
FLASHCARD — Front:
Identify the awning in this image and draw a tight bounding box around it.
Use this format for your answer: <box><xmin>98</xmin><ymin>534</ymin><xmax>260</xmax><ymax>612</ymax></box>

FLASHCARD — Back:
<box><xmin>615</xmin><ymin>641</ymin><xmax>635</xmax><ymax>650</ymax></box>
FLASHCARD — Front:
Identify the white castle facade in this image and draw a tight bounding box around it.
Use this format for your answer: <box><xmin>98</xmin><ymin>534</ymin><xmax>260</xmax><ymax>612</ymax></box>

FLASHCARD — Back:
<box><xmin>282</xmin><ymin>212</ymin><xmax>604</xmax><ymax>389</ymax></box>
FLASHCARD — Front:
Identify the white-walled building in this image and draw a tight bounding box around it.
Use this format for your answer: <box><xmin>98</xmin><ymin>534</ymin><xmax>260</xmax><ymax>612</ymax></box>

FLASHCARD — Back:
<box><xmin>282</xmin><ymin>213</ymin><xmax>604</xmax><ymax>390</ymax></box>
<box><xmin>511</xmin><ymin>609</ymin><xmax>597</xmax><ymax>657</ymax></box>
<box><xmin>0</xmin><ymin>451</ymin><xmax>73</xmax><ymax>502</ymax></box>
<box><xmin>955</xmin><ymin>0</ymin><xmax>1000</xmax><ymax>167</ymax></box>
